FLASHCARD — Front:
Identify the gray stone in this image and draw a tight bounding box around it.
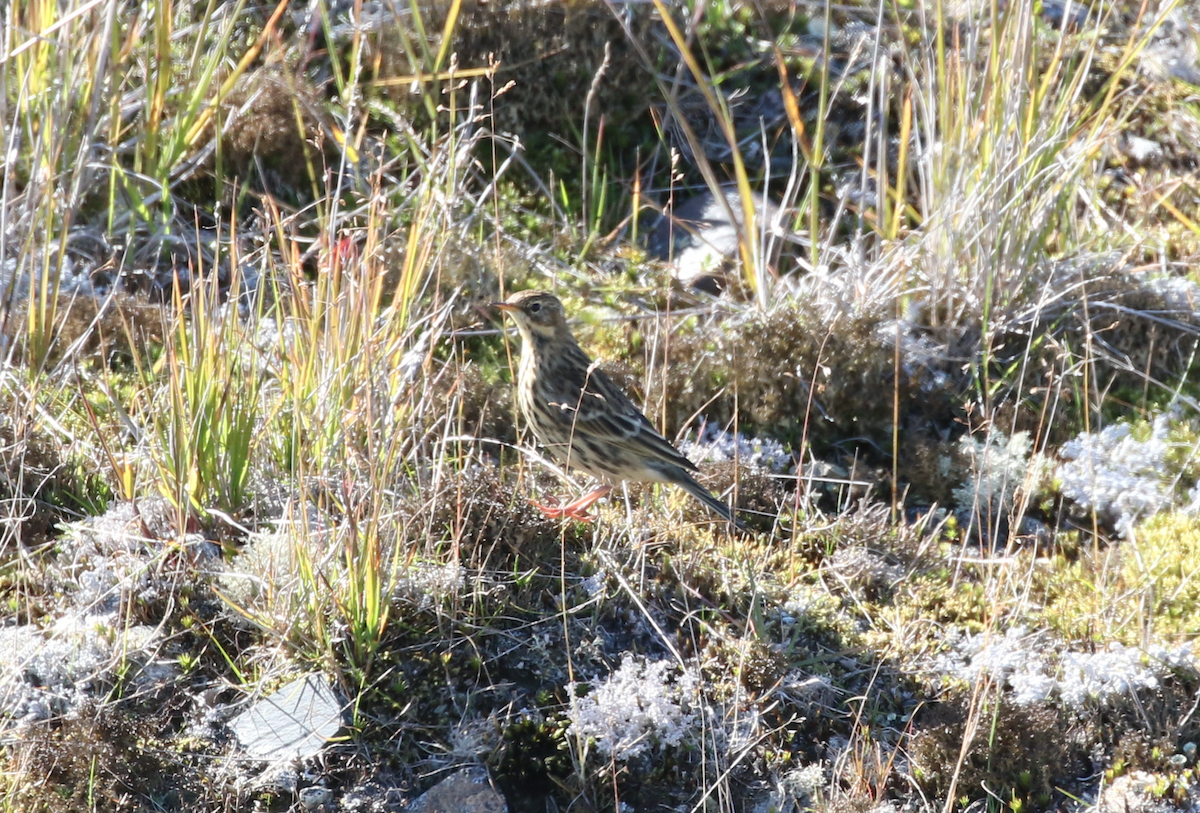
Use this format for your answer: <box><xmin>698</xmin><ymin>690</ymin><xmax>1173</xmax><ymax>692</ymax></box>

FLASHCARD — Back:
<box><xmin>341</xmin><ymin>781</ymin><xmax>407</xmax><ymax>812</ymax></box>
<box><xmin>299</xmin><ymin>786</ymin><xmax>334</xmax><ymax>811</ymax></box>
<box><xmin>648</xmin><ymin>185</ymin><xmax>789</xmax><ymax>292</ymax></box>
<box><xmin>406</xmin><ymin>767</ymin><xmax>507</xmax><ymax>813</ymax></box>
<box><xmin>245</xmin><ymin>762</ymin><xmax>300</xmax><ymax>795</ymax></box>
<box><xmin>1141</xmin><ymin>8</ymin><xmax>1200</xmax><ymax>86</ymax></box>
<box><xmin>230</xmin><ymin>672</ymin><xmax>345</xmax><ymax>761</ymax></box>
<box><xmin>1125</xmin><ymin>135</ymin><xmax>1164</xmax><ymax>165</ymax></box>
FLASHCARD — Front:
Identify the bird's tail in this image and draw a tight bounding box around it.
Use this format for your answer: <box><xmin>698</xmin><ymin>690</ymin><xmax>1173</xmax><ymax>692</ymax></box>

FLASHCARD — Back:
<box><xmin>676</xmin><ymin>472</ymin><xmax>749</xmax><ymax>532</ymax></box>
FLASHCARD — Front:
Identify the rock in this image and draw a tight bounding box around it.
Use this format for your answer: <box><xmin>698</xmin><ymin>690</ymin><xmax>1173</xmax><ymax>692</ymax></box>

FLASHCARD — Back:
<box><xmin>648</xmin><ymin>185</ymin><xmax>790</xmax><ymax>293</ymax></box>
<box><xmin>1088</xmin><ymin>770</ymin><xmax>1199</xmax><ymax>813</ymax></box>
<box><xmin>1124</xmin><ymin>135</ymin><xmax>1164</xmax><ymax>165</ymax></box>
<box><xmin>244</xmin><ymin>762</ymin><xmax>300</xmax><ymax>796</ymax></box>
<box><xmin>299</xmin><ymin>786</ymin><xmax>335</xmax><ymax>811</ymax></box>
<box><xmin>1037</xmin><ymin>0</ymin><xmax>1089</xmax><ymax>30</ymax></box>
<box><xmin>341</xmin><ymin>780</ymin><xmax>407</xmax><ymax>812</ymax></box>
<box><xmin>1141</xmin><ymin>8</ymin><xmax>1200</xmax><ymax>86</ymax></box>
<box><xmin>406</xmin><ymin>767</ymin><xmax>507</xmax><ymax>813</ymax></box>
<box><xmin>229</xmin><ymin>672</ymin><xmax>345</xmax><ymax>761</ymax></box>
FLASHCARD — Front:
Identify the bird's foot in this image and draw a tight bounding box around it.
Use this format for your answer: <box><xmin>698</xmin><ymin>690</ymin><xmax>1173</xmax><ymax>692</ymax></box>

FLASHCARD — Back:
<box><xmin>532</xmin><ymin>499</ymin><xmax>596</xmax><ymax>522</ymax></box>
<box><xmin>532</xmin><ymin>486</ymin><xmax>613</xmax><ymax>522</ymax></box>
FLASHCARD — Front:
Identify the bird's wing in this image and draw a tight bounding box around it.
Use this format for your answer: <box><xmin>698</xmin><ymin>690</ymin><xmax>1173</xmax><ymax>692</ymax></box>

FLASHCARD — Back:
<box><xmin>541</xmin><ymin>352</ymin><xmax>700</xmax><ymax>474</ymax></box>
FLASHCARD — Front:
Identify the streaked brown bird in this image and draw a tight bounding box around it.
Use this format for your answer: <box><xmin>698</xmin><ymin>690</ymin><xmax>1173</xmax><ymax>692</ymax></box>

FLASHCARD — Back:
<box><xmin>493</xmin><ymin>290</ymin><xmax>744</xmax><ymax>529</ymax></box>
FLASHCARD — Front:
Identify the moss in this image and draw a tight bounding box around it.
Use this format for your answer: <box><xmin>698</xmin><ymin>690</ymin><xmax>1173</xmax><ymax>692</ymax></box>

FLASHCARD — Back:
<box><xmin>370</xmin><ymin>1</ymin><xmax>663</xmax><ymax>170</ymax></box>
<box><xmin>400</xmin><ymin>460</ymin><xmax>589</xmax><ymax>572</ymax></box>
<box><xmin>909</xmin><ymin>693</ymin><xmax>1091</xmax><ymax>812</ymax></box>
<box><xmin>1127</xmin><ymin>514</ymin><xmax>1200</xmax><ymax>634</ymax></box>
<box><xmin>6</xmin><ymin>292</ymin><xmax>166</xmax><ymax>372</ymax></box>
<box><xmin>441</xmin><ymin>361</ymin><xmax>519</xmax><ymax>448</ymax></box>
<box><xmin>700</xmin><ymin>635</ymin><xmax>787</xmax><ymax>699</ymax></box>
<box><xmin>0</xmin><ymin>414</ymin><xmax>95</xmax><ymax>549</ymax></box>
<box><xmin>992</xmin><ymin>270</ymin><xmax>1200</xmax><ymax>442</ymax></box>
<box><xmin>864</xmin><ymin>559</ymin><xmax>992</xmax><ymax>662</ymax></box>
<box><xmin>2</xmin><ymin>702</ymin><xmax>192</xmax><ymax>812</ymax></box>
<box><xmin>492</xmin><ymin>714</ymin><xmax>575</xmax><ymax>801</ymax></box>
<box><xmin>217</xmin><ymin>71</ymin><xmax>330</xmax><ymax>199</ymax></box>
<box><xmin>1033</xmin><ymin>513</ymin><xmax>1200</xmax><ymax>643</ymax></box>
<box><xmin>661</xmin><ymin>302</ymin><xmax>965</xmax><ymax>462</ymax></box>
<box><xmin>899</xmin><ymin>435</ymin><xmax>961</xmax><ymax>507</ymax></box>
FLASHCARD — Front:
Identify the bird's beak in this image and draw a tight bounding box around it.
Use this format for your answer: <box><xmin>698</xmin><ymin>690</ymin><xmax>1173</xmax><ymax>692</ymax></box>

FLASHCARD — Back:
<box><xmin>491</xmin><ymin>302</ymin><xmax>517</xmax><ymax>312</ymax></box>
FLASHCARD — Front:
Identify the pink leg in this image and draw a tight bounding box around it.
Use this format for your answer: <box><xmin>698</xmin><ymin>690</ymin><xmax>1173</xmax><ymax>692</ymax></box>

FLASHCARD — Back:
<box><xmin>533</xmin><ymin>486</ymin><xmax>613</xmax><ymax>522</ymax></box>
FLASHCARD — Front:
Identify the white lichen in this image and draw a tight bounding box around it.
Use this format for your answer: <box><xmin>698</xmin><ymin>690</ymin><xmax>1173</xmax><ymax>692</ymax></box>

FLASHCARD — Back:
<box><xmin>681</xmin><ymin>423</ymin><xmax>793</xmax><ymax>473</ymax></box>
<box><xmin>953</xmin><ymin>430</ymin><xmax>1050</xmax><ymax>517</ymax></box>
<box><xmin>0</xmin><ymin>613</ymin><xmax>167</xmax><ymax>729</ymax></box>
<box><xmin>940</xmin><ymin>627</ymin><xmax>1195</xmax><ymax>708</ymax></box>
<box><xmin>567</xmin><ymin>655</ymin><xmax>699</xmax><ymax>760</ymax></box>
<box><xmin>1056</xmin><ymin>414</ymin><xmax>1198</xmax><ymax>536</ymax></box>
<box><xmin>61</xmin><ymin>499</ymin><xmax>219</xmax><ymax>614</ymax></box>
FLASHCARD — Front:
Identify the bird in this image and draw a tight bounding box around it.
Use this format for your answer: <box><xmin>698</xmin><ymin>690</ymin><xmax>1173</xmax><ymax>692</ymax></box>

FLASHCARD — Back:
<box><xmin>492</xmin><ymin>289</ymin><xmax>745</xmax><ymax>529</ymax></box>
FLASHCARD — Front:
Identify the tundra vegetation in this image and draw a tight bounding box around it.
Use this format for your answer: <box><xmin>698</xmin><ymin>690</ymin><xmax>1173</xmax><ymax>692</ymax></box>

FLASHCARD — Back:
<box><xmin>1</xmin><ymin>0</ymin><xmax>1199</xmax><ymax>811</ymax></box>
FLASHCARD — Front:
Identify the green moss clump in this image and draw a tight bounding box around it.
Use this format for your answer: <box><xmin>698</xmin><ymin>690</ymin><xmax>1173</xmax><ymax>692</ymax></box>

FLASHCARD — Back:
<box><xmin>700</xmin><ymin>635</ymin><xmax>787</xmax><ymax>699</ymax></box>
<box><xmin>1033</xmin><ymin>513</ymin><xmax>1200</xmax><ymax>643</ymax></box>
<box><xmin>218</xmin><ymin>71</ymin><xmax>330</xmax><ymax>199</ymax></box>
<box><xmin>662</xmin><ymin>301</ymin><xmax>965</xmax><ymax>461</ymax></box>
<box><xmin>492</xmin><ymin>714</ymin><xmax>574</xmax><ymax>798</ymax></box>
<box><xmin>867</xmin><ymin>572</ymin><xmax>990</xmax><ymax>659</ymax></box>
<box><xmin>1122</xmin><ymin>513</ymin><xmax>1200</xmax><ymax>637</ymax></box>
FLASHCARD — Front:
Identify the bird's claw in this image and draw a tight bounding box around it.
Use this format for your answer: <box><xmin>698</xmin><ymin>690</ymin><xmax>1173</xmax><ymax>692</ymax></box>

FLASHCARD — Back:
<box><xmin>531</xmin><ymin>486</ymin><xmax>613</xmax><ymax>523</ymax></box>
<box><xmin>532</xmin><ymin>498</ymin><xmax>596</xmax><ymax>522</ymax></box>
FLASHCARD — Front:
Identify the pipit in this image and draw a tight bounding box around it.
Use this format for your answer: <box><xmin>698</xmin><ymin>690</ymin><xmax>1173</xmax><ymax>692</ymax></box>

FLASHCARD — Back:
<box><xmin>493</xmin><ymin>290</ymin><xmax>745</xmax><ymax>529</ymax></box>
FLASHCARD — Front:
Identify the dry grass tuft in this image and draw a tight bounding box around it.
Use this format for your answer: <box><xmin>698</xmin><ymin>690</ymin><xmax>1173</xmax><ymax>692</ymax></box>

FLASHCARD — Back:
<box><xmin>3</xmin><ymin>700</ymin><xmax>191</xmax><ymax>813</ymax></box>
<box><xmin>219</xmin><ymin>71</ymin><xmax>331</xmax><ymax>196</ymax></box>
<box><xmin>910</xmin><ymin>695</ymin><xmax>1091</xmax><ymax>811</ymax></box>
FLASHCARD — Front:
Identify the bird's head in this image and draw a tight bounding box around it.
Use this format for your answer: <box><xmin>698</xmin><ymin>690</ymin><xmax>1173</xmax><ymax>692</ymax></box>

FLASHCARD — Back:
<box><xmin>492</xmin><ymin>290</ymin><xmax>569</xmax><ymax>342</ymax></box>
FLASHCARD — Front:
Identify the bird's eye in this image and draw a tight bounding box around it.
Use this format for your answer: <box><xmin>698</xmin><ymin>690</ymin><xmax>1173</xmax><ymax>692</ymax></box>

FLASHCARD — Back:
<box><xmin>529</xmin><ymin>302</ymin><xmax>542</xmax><ymax>313</ymax></box>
